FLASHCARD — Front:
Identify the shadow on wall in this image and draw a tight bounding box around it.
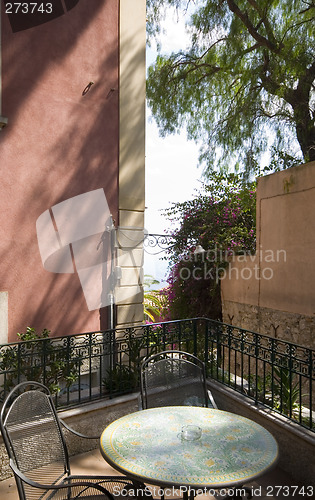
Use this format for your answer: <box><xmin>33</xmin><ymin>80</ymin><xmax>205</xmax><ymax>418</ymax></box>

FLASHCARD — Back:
<box><xmin>0</xmin><ymin>0</ymin><xmax>145</xmax><ymax>339</ymax></box>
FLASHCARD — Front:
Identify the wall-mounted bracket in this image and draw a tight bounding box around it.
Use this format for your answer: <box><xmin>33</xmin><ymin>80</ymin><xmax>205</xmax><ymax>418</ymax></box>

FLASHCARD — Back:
<box><xmin>0</xmin><ymin>116</ymin><xmax>8</xmax><ymax>130</ymax></box>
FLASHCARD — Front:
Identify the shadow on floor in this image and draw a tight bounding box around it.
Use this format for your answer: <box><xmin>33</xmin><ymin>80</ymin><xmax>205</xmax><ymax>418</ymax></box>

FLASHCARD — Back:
<box><xmin>0</xmin><ymin>448</ymin><xmax>306</xmax><ymax>500</ymax></box>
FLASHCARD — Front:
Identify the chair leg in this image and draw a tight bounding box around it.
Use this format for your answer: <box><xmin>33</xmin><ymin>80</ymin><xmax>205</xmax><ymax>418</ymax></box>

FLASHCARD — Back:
<box><xmin>244</xmin><ymin>486</ymin><xmax>253</xmax><ymax>499</ymax></box>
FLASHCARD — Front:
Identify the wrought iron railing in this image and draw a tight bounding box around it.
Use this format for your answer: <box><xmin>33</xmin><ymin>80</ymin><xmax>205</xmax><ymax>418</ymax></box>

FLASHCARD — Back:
<box><xmin>0</xmin><ymin>318</ymin><xmax>313</xmax><ymax>432</ymax></box>
<box><xmin>204</xmin><ymin>320</ymin><xmax>314</xmax><ymax>431</ymax></box>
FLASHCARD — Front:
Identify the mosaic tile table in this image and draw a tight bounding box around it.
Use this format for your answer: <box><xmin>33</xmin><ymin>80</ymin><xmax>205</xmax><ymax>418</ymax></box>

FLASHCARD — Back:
<box><xmin>100</xmin><ymin>406</ymin><xmax>278</xmax><ymax>491</ymax></box>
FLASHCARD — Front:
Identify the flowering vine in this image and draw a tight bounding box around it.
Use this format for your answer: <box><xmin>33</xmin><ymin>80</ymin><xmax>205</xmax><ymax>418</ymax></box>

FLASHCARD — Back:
<box><xmin>162</xmin><ymin>172</ymin><xmax>256</xmax><ymax>320</ymax></box>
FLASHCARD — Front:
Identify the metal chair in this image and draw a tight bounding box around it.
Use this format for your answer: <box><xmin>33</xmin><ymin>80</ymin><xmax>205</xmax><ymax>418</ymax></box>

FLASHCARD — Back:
<box><xmin>140</xmin><ymin>350</ymin><xmax>217</xmax><ymax>410</ymax></box>
<box><xmin>0</xmin><ymin>381</ymin><xmax>151</xmax><ymax>500</ymax></box>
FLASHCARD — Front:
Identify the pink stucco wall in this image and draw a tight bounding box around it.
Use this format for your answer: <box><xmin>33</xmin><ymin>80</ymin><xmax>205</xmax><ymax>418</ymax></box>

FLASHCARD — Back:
<box><xmin>0</xmin><ymin>1</ymin><xmax>119</xmax><ymax>340</ymax></box>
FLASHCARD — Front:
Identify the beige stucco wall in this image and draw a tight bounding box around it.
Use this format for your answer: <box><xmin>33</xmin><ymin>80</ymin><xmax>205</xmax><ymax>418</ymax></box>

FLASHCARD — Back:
<box><xmin>117</xmin><ymin>0</ymin><xmax>146</xmax><ymax>328</ymax></box>
<box><xmin>221</xmin><ymin>161</ymin><xmax>315</xmax><ymax>346</ymax></box>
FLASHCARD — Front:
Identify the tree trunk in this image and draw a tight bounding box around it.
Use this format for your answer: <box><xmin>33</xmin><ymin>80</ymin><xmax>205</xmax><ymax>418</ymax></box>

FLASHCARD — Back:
<box><xmin>293</xmin><ymin>105</ymin><xmax>315</xmax><ymax>163</ymax></box>
<box><xmin>292</xmin><ymin>63</ymin><xmax>315</xmax><ymax>162</ymax></box>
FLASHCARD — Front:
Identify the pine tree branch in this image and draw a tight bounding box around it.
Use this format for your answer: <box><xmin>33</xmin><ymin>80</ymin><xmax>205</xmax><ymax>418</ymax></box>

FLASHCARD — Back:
<box><xmin>226</xmin><ymin>0</ymin><xmax>281</xmax><ymax>52</ymax></box>
<box><xmin>246</xmin><ymin>0</ymin><xmax>278</xmax><ymax>46</ymax></box>
<box><xmin>166</xmin><ymin>39</ymin><xmax>259</xmax><ymax>87</ymax></box>
<box><xmin>259</xmin><ymin>51</ymin><xmax>294</xmax><ymax>106</ymax></box>
<box><xmin>299</xmin><ymin>0</ymin><xmax>315</xmax><ymax>14</ymax></box>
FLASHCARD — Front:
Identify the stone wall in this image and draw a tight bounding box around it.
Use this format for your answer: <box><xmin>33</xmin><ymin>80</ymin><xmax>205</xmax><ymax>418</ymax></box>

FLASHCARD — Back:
<box><xmin>222</xmin><ymin>301</ymin><xmax>315</xmax><ymax>349</ymax></box>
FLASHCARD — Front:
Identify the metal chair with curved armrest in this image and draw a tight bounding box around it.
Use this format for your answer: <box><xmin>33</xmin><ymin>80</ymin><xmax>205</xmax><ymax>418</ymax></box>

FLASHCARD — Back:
<box><xmin>140</xmin><ymin>350</ymin><xmax>217</xmax><ymax>410</ymax></box>
<box><xmin>0</xmin><ymin>381</ymin><xmax>150</xmax><ymax>500</ymax></box>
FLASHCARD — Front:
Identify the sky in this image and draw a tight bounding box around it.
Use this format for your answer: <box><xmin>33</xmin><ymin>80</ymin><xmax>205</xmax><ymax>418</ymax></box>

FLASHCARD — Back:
<box><xmin>144</xmin><ymin>7</ymin><xmax>203</xmax><ymax>288</ymax></box>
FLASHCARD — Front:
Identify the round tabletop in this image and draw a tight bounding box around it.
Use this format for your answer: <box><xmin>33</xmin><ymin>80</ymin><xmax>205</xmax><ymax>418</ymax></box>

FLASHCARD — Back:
<box><xmin>100</xmin><ymin>406</ymin><xmax>278</xmax><ymax>489</ymax></box>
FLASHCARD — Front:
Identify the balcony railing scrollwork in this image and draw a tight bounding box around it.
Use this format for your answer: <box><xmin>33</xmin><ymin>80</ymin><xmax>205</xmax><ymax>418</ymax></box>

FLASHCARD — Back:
<box><xmin>143</xmin><ymin>234</ymin><xmax>174</xmax><ymax>255</ymax></box>
<box><xmin>0</xmin><ymin>318</ymin><xmax>313</xmax><ymax>433</ymax></box>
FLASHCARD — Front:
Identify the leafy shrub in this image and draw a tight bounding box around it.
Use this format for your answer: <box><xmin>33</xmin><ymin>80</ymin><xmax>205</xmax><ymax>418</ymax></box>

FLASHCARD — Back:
<box><xmin>103</xmin><ymin>364</ymin><xmax>138</xmax><ymax>394</ymax></box>
<box><xmin>0</xmin><ymin>327</ymin><xmax>80</xmax><ymax>400</ymax></box>
<box><xmin>163</xmin><ymin>171</ymin><xmax>256</xmax><ymax>320</ymax></box>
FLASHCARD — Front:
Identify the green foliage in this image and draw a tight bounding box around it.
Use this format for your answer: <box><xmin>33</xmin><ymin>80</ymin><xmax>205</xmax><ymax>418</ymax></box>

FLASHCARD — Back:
<box><xmin>0</xmin><ymin>327</ymin><xmax>80</xmax><ymax>399</ymax></box>
<box><xmin>162</xmin><ymin>171</ymin><xmax>256</xmax><ymax>319</ymax></box>
<box><xmin>144</xmin><ymin>292</ymin><xmax>164</xmax><ymax>322</ymax></box>
<box><xmin>261</xmin><ymin>147</ymin><xmax>302</xmax><ymax>174</ymax></box>
<box><xmin>144</xmin><ymin>275</ymin><xmax>160</xmax><ymax>289</ymax></box>
<box><xmin>103</xmin><ymin>364</ymin><xmax>138</xmax><ymax>395</ymax></box>
<box><xmin>147</xmin><ymin>0</ymin><xmax>313</xmax><ymax>173</ymax></box>
<box><xmin>143</xmin><ymin>275</ymin><xmax>169</xmax><ymax>322</ymax></box>
<box><xmin>244</xmin><ymin>367</ymin><xmax>305</xmax><ymax>417</ymax></box>
<box><xmin>273</xmin><ymin>365</ymin><xmax>302</xmax><ymax>415</ymax></box>
<box><xmin>103</xmin><ymin>329</ymin><xmax>158</xmax><ymax>395</ymax></box>
<box><xmin>245</xmin><ymin>373</ymin><xmax>272</xmax><ymax>400</ymax></box>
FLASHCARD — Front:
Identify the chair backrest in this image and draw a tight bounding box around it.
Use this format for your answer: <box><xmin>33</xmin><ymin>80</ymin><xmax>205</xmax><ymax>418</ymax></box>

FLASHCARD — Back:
<box><xmin>0</xmin><ymin>381</ymin><xmax>70</xmax><ymax>500</ymax></box>
<box><xmin>140</xmin><ymin>350</ymin><xmax>209</xmax><ymax>409</ymax></box>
